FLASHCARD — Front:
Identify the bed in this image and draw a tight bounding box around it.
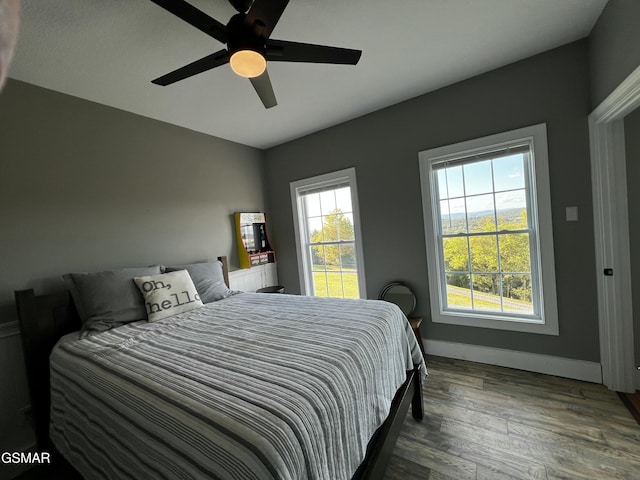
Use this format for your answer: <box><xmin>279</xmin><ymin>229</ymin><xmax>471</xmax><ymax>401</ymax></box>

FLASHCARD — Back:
<box><xmin>15</xmin><ymin>256</ymin><xmax>426</xmax><ymax>480</ymax></box>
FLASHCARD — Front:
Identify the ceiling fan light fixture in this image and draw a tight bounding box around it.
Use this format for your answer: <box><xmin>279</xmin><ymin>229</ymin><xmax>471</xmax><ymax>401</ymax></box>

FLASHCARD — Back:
<box><xmin>230</xmin><ymin>49</ymin><xmax>266</xmax><ymax>78</ymax></box>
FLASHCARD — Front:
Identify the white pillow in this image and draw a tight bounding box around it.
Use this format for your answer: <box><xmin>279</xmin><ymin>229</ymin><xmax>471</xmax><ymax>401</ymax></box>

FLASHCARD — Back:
<box><xmin>134</xmin><ymin>270</ymin><xmax>203</xmax><ymax>322</ymax></box>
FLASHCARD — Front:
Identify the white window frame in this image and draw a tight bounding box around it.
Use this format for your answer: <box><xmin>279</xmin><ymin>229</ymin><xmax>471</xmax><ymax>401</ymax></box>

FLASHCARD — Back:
<box><xmin>290</xmin><ymin>167</ymin><xmax>367</xmax><ymax>298</ymax></box>
<box><xmin>419</xmin><ymin>124</ymin><xmax>558</xmax><ymax>335</ymax></box>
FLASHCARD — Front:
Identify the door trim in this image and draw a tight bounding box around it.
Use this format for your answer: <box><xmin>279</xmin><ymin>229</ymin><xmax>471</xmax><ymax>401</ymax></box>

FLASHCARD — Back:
<box><xmin>589</xmin><ymin>65</ymin><xmax>640</xmax><ymax>392</ymax></box>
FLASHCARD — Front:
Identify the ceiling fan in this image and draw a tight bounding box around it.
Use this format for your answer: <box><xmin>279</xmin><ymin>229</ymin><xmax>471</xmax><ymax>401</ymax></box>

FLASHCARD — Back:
<box><xmin>149</xmin><ymin>0</ymin><xmax>362</xmax><ymax>108</ymax></box>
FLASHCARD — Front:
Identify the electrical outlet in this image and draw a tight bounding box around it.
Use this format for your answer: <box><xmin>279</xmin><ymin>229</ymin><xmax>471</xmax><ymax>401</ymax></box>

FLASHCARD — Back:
<box><xmin>19</xmin><ymin>405</ymin><xmax>33</xmax><ymax>428</ymax></box>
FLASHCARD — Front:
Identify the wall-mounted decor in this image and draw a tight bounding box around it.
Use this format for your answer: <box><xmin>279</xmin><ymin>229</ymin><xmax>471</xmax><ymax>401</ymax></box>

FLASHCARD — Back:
<box><xmin>235</xmin><ymin>212</ymin><xmax>276</xmax><ymax>269</ymax></box>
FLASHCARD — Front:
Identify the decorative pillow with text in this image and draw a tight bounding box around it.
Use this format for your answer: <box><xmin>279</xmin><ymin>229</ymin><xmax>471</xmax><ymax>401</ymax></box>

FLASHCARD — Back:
<box><xmin>134</xmin><ymin>270</ymin><xmax>203</xmax><ymax>322</ymax></box>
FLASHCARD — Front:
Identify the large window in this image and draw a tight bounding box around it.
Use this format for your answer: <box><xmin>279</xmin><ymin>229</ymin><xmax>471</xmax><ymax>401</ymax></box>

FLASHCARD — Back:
<box><xmin>419</xmin><ymin>124</ymin><xmax>558</xmax><ymax>334</ymax></box>
<box><xmin>290</xmin><ymin>168</ymin><xmax>366</xmax><ymax>298</ymax></box>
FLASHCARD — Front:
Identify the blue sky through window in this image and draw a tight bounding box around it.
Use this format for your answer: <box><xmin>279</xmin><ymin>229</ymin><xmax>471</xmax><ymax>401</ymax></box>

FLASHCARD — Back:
<box><xmin>437</xmin><ymin>153</ymin><xmax>526</xmax><ymax>216</ymax></box>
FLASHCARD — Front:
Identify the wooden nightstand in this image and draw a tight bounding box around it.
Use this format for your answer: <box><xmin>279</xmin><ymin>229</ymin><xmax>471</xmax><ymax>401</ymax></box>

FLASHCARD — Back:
<box><xmin>408</xmin><ymin>316</ymin><xmax>425</xmax><ymax>356</ymax></box>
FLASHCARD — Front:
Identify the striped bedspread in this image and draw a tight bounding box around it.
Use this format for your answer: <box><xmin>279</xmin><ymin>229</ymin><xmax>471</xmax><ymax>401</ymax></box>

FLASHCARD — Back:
<box><xmin>50</xmin><ymin>293</ymin><xmax>427</xmax><ymax>480</ymax></box>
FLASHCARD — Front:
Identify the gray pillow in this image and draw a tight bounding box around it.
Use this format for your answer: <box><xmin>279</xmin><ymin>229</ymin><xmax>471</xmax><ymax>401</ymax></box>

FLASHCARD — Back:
<box><xmin>63</xmin><ymin>265</ymin><xmax>162</xmax><ymax>334</ymax></box>
<box><xmin>164</xmin><ymin>261</ymin><xmax>234</xmax><ymax>304</ymax></box>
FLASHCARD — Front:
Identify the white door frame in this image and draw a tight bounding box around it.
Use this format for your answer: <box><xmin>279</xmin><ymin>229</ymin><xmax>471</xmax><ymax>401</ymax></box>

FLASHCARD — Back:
<box><xmin>589</xmin><ymin>65</ymin><xmax>640</xmax><ymax>392</ymax></box>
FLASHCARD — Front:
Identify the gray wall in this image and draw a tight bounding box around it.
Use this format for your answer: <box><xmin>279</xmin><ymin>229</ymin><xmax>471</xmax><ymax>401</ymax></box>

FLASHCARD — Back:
<box><xmin>264</xmin><ymin>40</ymin><xmax>600</xmax><ymax>362</ymax></box>
<box><xmin>589</xmin><ymin>0</ymin><xmax>640</xmax><ymax>108</ymax></box>
<box><xmin>0</xmin><ymin>79</ymin><xmax>265</xmax><ymax>324</ymax></box>
<box><xmin>625</xmin><ymin>108</ymin><xmax>640</xmax><ymax>370</ymax></box>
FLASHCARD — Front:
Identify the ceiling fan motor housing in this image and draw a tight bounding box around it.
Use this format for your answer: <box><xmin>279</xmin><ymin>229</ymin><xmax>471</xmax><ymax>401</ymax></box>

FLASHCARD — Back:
<box><xmin>228</xmin><ymin>0</ymin><xmax>253</xmax><ymax>14</ymax></box>
<box><xmin>226</xmin><ymin>13</ymin><xmax>266</xmax><ymax>57</ymax></box>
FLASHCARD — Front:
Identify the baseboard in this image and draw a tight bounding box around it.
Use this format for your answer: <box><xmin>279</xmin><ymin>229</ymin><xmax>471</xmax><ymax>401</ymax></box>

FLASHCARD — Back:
<box><xmin>424</xmin><ymin>338</ymin><xmax>603</xmax><ymax>384</ymax></box>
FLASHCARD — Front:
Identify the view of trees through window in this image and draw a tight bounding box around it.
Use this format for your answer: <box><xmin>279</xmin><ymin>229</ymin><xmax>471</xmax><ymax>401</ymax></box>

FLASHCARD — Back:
<box><xmin>304</xmin><ymin>187</ymin><xmax>359</xmax><ymax>298</ymax></box>
<box><xmin>437</xmin><ymin>152</ymin><xmax>535</xmax><ymax>315</ymax></box>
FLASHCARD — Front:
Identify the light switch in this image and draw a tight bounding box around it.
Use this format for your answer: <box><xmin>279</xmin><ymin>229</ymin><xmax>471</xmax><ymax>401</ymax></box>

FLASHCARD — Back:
<box><xmin>566</xmin><ymin>206</ymin><xmax>579</xmax><ymax>222</ymax></box>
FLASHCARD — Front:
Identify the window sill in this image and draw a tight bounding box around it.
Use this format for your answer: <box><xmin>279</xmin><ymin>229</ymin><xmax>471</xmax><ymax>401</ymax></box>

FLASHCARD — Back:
<box><xmin>432</xmin><ymin>310</ymin><xmax>559</xmax><ymax>335</ymax></box>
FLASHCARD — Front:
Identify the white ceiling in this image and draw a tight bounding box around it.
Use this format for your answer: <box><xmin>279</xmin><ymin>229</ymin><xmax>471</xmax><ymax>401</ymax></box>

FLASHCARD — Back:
<box><xmin>9</xmin><ymin>0</ymin><xmax>608</xmax><ymax>149</ymax></box>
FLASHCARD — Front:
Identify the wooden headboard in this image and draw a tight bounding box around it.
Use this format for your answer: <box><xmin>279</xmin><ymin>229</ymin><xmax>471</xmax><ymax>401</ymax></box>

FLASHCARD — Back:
<box><xmin>14</xmin><ymin>256</ymin><xmax>230</xmax><ymax>449</ymax></box>
<box><xmin>14</xmin><ymin>289</ymin><xmax>81</xmax><ymax>449</ymax></box>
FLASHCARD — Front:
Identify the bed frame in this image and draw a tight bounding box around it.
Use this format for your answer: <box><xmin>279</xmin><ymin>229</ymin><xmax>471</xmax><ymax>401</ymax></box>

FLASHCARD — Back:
<box><xmin>15</xmin><ymin>256</ymin><xmax>423</xmax><ymax>480</ymax></box>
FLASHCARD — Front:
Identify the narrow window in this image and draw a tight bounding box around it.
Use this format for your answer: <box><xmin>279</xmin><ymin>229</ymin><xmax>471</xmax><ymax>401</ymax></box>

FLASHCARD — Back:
<box><xmin>419</xmin><ymin>124</ymin><xmax>558</xmax><ymax>334</ymax></box>
<box><xmin>290</xmin><ymin>168</ymin><xmax>366</xmax><ymax>298</ymax></box>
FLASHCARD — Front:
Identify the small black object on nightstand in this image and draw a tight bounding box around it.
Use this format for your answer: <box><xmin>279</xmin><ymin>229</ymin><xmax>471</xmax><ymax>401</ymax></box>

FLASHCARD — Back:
<box><xmin>256</xmin><ymin>285</ymin><xmax>285</xmax><ymax>294</ymax></box>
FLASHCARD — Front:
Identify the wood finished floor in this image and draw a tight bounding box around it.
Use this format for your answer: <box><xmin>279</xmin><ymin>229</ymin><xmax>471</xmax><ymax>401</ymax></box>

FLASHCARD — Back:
<box><xmin>12</xmin><ymin>356</ymin><xmax>639</xmax><ymax>480</ymax></box>
<box><xmin>384</xmin><ymin>356</ymin><xmax>640</xmax><ymax>480</ymax></box>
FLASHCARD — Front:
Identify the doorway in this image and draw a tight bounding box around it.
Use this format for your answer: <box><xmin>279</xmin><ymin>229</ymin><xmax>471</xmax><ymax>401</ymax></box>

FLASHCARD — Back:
<box><xmin>589</xmin><ymin>65</ymin><xmax>640</xmax><ymax>392</ymax></box>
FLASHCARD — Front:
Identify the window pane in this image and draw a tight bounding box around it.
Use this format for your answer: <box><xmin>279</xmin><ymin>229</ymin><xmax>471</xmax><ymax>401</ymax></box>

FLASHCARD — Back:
<box><xmin>323</xmin><ymin>214</ymin><xmax>339</xmax><ymax>242</ymax></box>
<box><xmin>339</xmin><ymin>242</ymin><xmax>357</xmax><ymax>269</ymax></box>
<box><xmin>326</xmin><ymin>272</ymin><xmax>345</xmax><ymax>298</ymax></box>
<box><xmin>493</xmin><ymin>154</ymin><xmax>525</xmax><ymax>192</ymax></box>
<box><xmin>338</xmin><ymin>212</ymin><xmax>355</xmax><ymax>241</ymax></box>
<box><xmin>307</xmin><ymin>216</ymin><xmax>323</xmax><ymax>242</ymax></box>
<box><xmin>464</xmin><ymin>160</ymin><xmax>493</xmax><ymax>196</ymax></box>
<box><xmin>440</xmin><ymin>201</ymin><xmax>454</xmax><ymax>234</ymax></box>
<box><xmin>446</xmin><ymin>197</ymin><xmax>467</xmax><ymax>234</ymax></box>
<box><xmin>440</xmin><ymin>199</ymin><xmax>450</xmax><ymax>217</ymax></box>
<box><xmin>471</xmin><ymin>274</ymin><xmax>501</xmax><ymax>311</ymax></box>
<box><xmin>343</xmin><ymin>272</ymin><xmax>359</xmax><ymax>299</ymax></box>
<box><xmin>311</xmin><ymin>244</ymin><xmax>326</xmax><ymax>270</ymax></box>
<box><xmin>467</xmin><ymin>194</ymin><xmax>496</xmax><ymax>232</ymax></box>
<box><xmin>439</xmin><ymin>166</ymin><xmax>465</xmax><ymax>199</ymax></box>
<box><xmin>499</xmin><ymin>233</ymin><xmax>531</xmax><ymax>273</ymax></box>
<box><xmin>335</xmin><ymin>187</ymin><xmax>352</xmax><ymax>213</ymax></box>
<box><xmin>339</xmin><ymin>261</ymin><xmax>359</xmax><ymax>299</ymax></box>
<box><xmin>437</xmin><ymin>170</ymin><xmax>448</xmax><ymax>199</ymax></box>
<box><xmin>440</xmin><ymin>200</ymin><xmax>451</xmax><ymax>233</ymax></box>
<box><xmin>319</xmin><ymin>190</ymin><xmax>336</xmax><ymax>214</ymax></box>
<box><xmin>502</xmin><ymin>274</ymin><xmax>533</xmax><ymax>314</ymax></box>
<box><xmin>312</xmin><ymin>270</ymin><xmax>328</xmax><ymax>297</ymax></box>
<box><xmin>311</xmin><ymin>250</ymin><xmax>359</xmax><ymax>299</ymax></box>
<box><xmin>446</xmin><ymin>274</ymin><xmax>472</xmax><ymax>310</ymax></box>
<box><xmin>323</xmin><ymin>244</ymin><xmax>340</xmax><ymax>267</ymax></box>
<box><xmin>443</xmin><ymin>237</ymin><xmax>469</xmax><ymax>272</ymax></box>
<box><xmin>469</xmin><ymin>235</ymin><xmax>498</xmax><ymax>272</ymax></box>
<box><xmin>305</xmin><ymin>193</ymin><xmax>321</xmax><ymax>217</ymax></box>
<box><xmin>495</xmin><ymin>190</ymin><xmax>527</xmax><ymax>229</ymax></box>
<box><xmin>495</xmin><ymin>189</ymin><xmax>527</xmax><ymax>210</ymax></box>
<box><xmin>312</xmin><ymin>247</ymin><xmax>359</xmax><ymax>299</ymax></box>
<box><xmin>466</xmin><ymin>193</ymin><xmax>495</xmax><ymax>216</ymax></box>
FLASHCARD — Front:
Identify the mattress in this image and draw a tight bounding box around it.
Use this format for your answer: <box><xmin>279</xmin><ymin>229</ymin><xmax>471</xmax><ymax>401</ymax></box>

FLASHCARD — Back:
<box><xmin>49</xmin><ymin>293</ymin><xmax>426</xmax><ymax>480</ymax></box>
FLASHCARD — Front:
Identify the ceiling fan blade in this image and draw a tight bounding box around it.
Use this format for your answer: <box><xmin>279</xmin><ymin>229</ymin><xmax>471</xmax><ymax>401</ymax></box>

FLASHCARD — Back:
<box><xmin>149</xmin><ymin>0</ymin><xmax>228</xmax><ymax>44</ymax></box>
<box><xmin>249</xmin><ymin>70</ymin><xmax>277</xmax><ymax>108</ymax></box>
<box><xmin>152</xmin><ymin>50</ymin><xmax>230</xmax><ymax>86</ymax></box>
<box><xmin>266</xmin><ymin>39</ymin><xmax>362</xmax><ymax>65</ymax></box>
<box><xmin>244</xmin><ymin>0</ymin><xmax>289</xmax><ymax>39</ymax></box>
